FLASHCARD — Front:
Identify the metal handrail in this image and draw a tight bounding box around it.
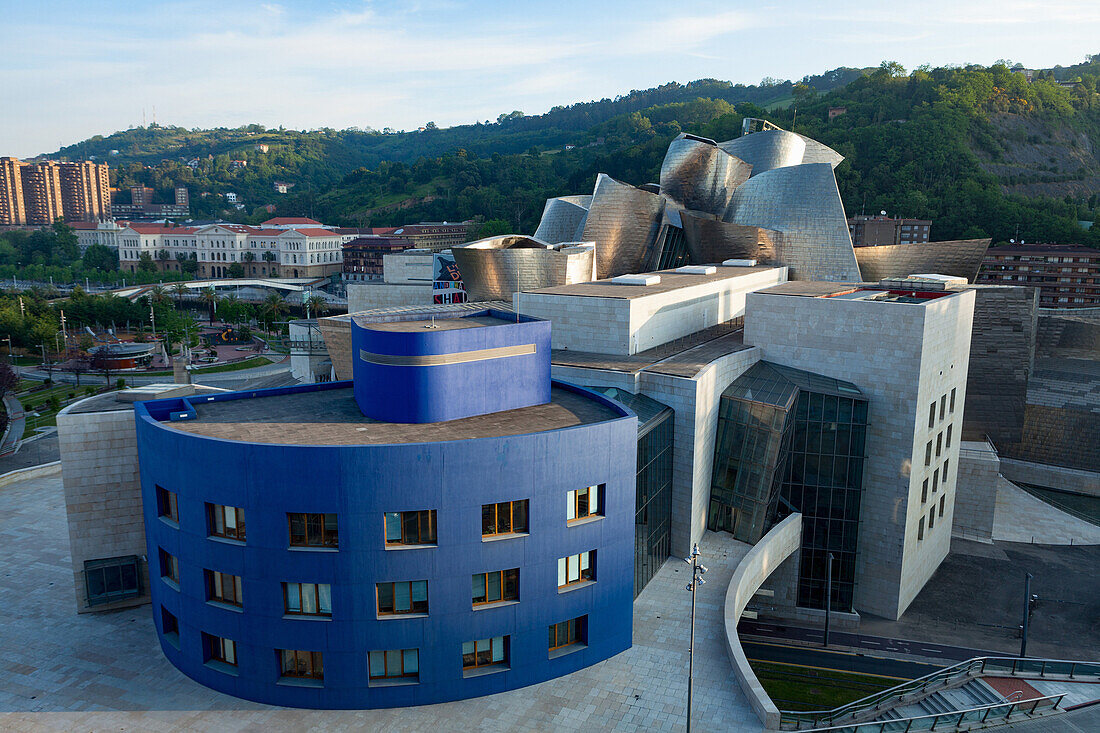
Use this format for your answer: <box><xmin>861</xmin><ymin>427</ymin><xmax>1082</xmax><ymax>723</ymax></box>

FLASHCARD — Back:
<box><xmin>793</xmin><ymin>694</ymin><xmax>1065</xmax><ymax>733</ymax></box>
<box><xmin>779</xmin><ymin>656</ymin><xmax>1100</xmax><ymax>729</ymax></box>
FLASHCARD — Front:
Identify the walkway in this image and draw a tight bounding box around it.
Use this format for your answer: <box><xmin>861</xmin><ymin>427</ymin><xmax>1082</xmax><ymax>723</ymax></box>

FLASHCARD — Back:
<box><xmin>0</xmin><ymin>393</ymin><xmax>25</xmax><ymax>455</ymax></box>
<box><xmin>992</xmin><ymin>481</ymin><xmax>1100</xmax><ymax>545</ymax></box>
<box><xmin>0</xmin><ymin>472</ymin><xmax>762</xmax><ymax>731</ymax></box>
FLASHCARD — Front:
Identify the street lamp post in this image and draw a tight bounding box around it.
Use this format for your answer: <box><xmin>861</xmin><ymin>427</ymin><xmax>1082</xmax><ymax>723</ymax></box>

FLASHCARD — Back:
<box><xmin>1020</xmin><ymin>572</ymin><xmax>1035</xmax><ymax>658</ymax></box>
<box><xmin>685</xmin><ymin>543</ymin><xmax>708</xmax><ymax>733</ymax></box>
<box><xmin>824</xmin><ymin>552</ymin><xmax>834</xmax><ymax>648</ymax></box>
<box><xmin>37</xmin><ymin>344</ymin><xmax>51</xmax><ymax>379</ymax></box>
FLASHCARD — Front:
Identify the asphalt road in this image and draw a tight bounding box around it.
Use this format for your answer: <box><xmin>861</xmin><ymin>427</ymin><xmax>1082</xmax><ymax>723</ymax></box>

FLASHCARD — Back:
<box><xmin>740</xmin><ymin>618</ymin><xmax>1002</xmax><ymax>663</ymax></box>
<box><xmin>742</xmin><ymin>640</ymin><xmax>944</xmax><ymax>680</ymax></box>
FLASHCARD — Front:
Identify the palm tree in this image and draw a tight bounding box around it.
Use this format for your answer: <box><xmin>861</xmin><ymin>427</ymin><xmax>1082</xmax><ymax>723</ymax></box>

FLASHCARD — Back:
<box><xmin>170</xmin><ymin>282</ymin><xmax>187</xmax><ymax>305</ymax></box>
<box><xmin>305</xmin><ymin>294</ymin><xmax>328</xmax><ymax>319</ymax></box>
<box><xmin>149</xmin><ymin>285</ymin><xmax>168</xmax><ymax>305</ymax></box>
<box><xmin>201</xmin><ymin>287</ymin><xmax>217</xmax><ymax>324</ymax></box>
<box><xmin>261</xmin><ymin>291</ymin><xmax>288</xmax><ymax>334</ymax></box>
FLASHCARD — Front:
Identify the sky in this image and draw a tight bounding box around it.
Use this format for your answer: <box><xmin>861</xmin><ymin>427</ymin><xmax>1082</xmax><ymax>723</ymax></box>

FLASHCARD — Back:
<box><xmin>2</xmin><ymin>0</ymin><xmax>1099</xmax><ymax>157</ymax></box>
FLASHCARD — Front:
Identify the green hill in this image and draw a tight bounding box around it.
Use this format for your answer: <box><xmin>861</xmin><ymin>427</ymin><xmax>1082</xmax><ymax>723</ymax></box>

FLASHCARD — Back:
<box><xmin>41</xmin><ymin>58</ymin><xmax>1100</xmax><ymax>245</ymax></box>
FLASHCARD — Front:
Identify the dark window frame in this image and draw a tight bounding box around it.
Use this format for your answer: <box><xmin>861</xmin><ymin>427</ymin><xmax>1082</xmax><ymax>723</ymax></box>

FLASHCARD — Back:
<box><xmin>471</xmin><ymin>568</ymin><xmax>519</xmax><ymax>606</ymax></box>
<box><xmin>203</xmin><ymin>632</ymin><xmax>238</xmax><ymax>666</ymax></box>
<box><xmin>368</xmin><ymin>648</ymin><xmax>419</xmax><ymax>680</ymax></box>
<box><xmin>384</xmin><ymin>510</ymin><xmax>437</xmax><ymax>546</ymax></box>
<box><xmin>278</xmin><ymin>649</ymin><xmax>323</xmax><ymax>680</ymax></box>
<box><xmin>205</xmin><ymin>569</ymin><xmax>243</xmax><ymax>607</ymax></box>
<box><xmin>84</xmin><ymin>555</ymin><xmax>142</xmax><ymax>606</ymax></box>
<box><xmin>159</xmin><ymin>548</ymin><xmax>179</xmax><ymax>584</ymax></box>
<box><xmin>481</xmin><ymin>500</ymin><xmax>529</xmax><ymax>538</ymax></box>
<box><xmin>549</xmin><ymin>616</ymin><xmax>586</xmax><ymax>651</ymax></box>
<box><xmin>376</xmin><ymin>580</ymin><xmax>428</xmax><ymax>615</ymax></box>
<box><xmin>287</xmin><ymin>512</ymin><xmax>339</xmax><ymax>548</ymax></box>
<box><xmin>567</xmin><ymin>485</ymin><xmax>603</xmax><ymax>522</ymax></box>
<box><xmin>558</xmin><ymin>551</ymin><xmax>595</xmax><ymax>588</ymax></box>
<box><xmin>283</xmin><ymin>581</ymin><xmax>333</xmax><ymax>617</ymax></box>
<box><xmin>463</xmin><ymin>635</ymin><xmax>509</xmax><ymax>671</ymax></box>
<box><xmin>207</xmin><ymin>503</ymin><xmax>246</xmax><ymax>541</ymax></box>
<box><xmin>156</xmin><ymin>485</ymin><xmax>178</xmax><ymax>523</ymax></box>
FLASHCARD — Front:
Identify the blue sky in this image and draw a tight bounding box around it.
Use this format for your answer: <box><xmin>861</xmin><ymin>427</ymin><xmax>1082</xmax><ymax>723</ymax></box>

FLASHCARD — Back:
<box><xmin>2</xmin><ymin>0</ymin><xmax>1098</xmax><ymax>157</ymax></box>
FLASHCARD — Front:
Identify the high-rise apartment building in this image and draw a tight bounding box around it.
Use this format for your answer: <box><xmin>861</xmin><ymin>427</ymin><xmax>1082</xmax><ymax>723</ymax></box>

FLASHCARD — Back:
<box><xmin>977</xmin><ymin>243</ymin><xmax>1100</xmax><ymax>307</ymax></box>
<box><xmin>0</xmin><ymin>157</ymin><xmax>26</xmax><ymax>225</ymax></box>
<box><xmin>0</xmin><ymin>157</ymin><xmax>111</xmax><ymax>224</ymax></box>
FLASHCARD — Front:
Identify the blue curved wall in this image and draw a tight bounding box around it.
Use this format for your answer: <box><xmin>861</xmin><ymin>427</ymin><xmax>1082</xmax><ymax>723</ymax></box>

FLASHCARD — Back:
<box><xmin>135</xmin><ymin>381</ymin><xmax>636</xmax><ymax>709</ymax></box>
<box><xmin>353</xmin><ymin>309</ymin><xmax>551</xmax><ymax>424</ymax></box>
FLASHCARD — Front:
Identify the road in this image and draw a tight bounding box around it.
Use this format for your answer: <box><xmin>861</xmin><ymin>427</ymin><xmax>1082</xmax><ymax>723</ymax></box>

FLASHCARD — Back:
<box><xmin>740</xmin><ymin>618</ymin><xmax>1003</xmax><ymax>664</ymax></box>
<box><xmin>742</xmin><ymin>640</ymin><xmax>944</xmax><ymax>680</ymax></box>
<box><xmin>16</xmin><ymin>356</ymin><xmax>291</xmax><ymax>388</ymax></box>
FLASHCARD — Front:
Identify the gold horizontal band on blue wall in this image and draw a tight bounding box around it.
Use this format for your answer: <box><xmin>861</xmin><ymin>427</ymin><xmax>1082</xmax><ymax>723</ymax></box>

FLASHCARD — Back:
<box><xmin>359</xmin><ymin>343</ymin><xmax>536</xmax><ymax>367</ymax></box>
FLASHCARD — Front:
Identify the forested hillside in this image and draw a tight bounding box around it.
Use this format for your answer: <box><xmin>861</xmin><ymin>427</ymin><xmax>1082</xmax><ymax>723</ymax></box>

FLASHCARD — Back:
<box><xmin>42</xmin><ymin>58</ymin><xmax>1100</xmax><ymax>245</ymax></box>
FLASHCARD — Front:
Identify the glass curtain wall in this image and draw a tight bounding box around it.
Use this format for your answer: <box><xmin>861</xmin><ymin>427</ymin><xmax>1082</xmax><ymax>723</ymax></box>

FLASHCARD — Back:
<box><xmin>767</xmin><ymin>364</ymin><xmax>868</xmax><ymax>612</ymax></box>
<box><xmin>707</xmin><ymin>362</ymin><xmax>798</xmax><ymax>543</ymax></box>
<box><xmin>589</xmin><ymin>387</ymin><xmax>674</xmax><ymax>598</ymax></box>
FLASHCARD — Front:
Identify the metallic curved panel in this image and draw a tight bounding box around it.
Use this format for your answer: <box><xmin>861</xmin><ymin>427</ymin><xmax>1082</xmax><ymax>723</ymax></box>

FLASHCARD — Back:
<box><xmin>533</xmin><ymin>195</ymin><xmax>591</xmax><ymax>244</ymax></box>
<box><xmin>718</xmin><ymin>129</ymin><xmax>807</xmax><ymax>176</ymax></box>
<box><xmin>796</xmin><ymin>134</ymin><xmax>845</xmax><ymax>168</ymax></box>
<box><xmin>855</xmin><ymin>239</ymin><xmax>991</xmax><ymax>283</ymax></box>
<box><xmin>725</xmin><ymin>163</ymin><xmax>861</xmax><ymax>281</ymax></box>
<box><xmin>679</xmin><ymin>209</ymin><xmax>781</xmax><ymax>266</ymax></box>
<box><xmin>452</xmin><ymin>235</ymin><xmax>596</xmax><ymax>301</ymax></box>
<box><xmin>660</xmin><ymin>134</ymin><xmax>752</xmax><ymax>217</ymax></box>
<box><xmin>581</xmin><ymin>173</ymin><xmax>665</xmax><ymax>279</ymax></box>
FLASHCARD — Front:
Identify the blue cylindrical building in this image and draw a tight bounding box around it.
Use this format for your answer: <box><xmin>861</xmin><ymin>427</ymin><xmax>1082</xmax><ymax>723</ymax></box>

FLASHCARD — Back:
<box><xmin>134</xmin><ymin>310</ymin><xmax>637</xmax><ymax>709</ymax></box>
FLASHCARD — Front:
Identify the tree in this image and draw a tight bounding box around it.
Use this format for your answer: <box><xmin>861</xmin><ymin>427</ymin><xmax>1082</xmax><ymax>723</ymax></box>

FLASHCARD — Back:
<box><xmin>227</xmin><ymin>262</ymin><xmax>245</xmax><ymax>278</ymax></box>
<box><xmin>305</xmin><ymin>294</ymin><xmax>328</xmax><ymax>318</ymax></box>
<box><xmin>200</xmin><ymin>287</ymin><xmax>217</xmax><ymax>324</ymax></box>
<box><xmin>156</xmin><ymin>249</ymin><xmax>171</xmax><ymax>263</ymax></box>
<box><xmin>138</xmin><ymin>252</ymin><xmax>157</xmax><ymax>273</ymax></box>
<box><xmin>82</xmin><ymin>244</ymin><xmax>118</xmax><ymax>272</ymax></box>
<box><xmin>260</xmin><ymin>291</ymin><xmax>288</xmax><ymax>333</ymax></box>
<box><xmin>149</xmin><ymin>285</ymin><xmax>168</xmax><ymax>305</ymax></box>
<box><xmin>171</xmin><ymin>282</ymin><xmax>187</xmax><ymax>304</ymax></box>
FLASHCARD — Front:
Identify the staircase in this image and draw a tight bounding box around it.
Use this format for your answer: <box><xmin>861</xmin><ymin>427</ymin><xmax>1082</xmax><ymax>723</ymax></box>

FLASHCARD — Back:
<box><xmin>778</xmin><ymin>656</ymin><xmax>1100</xmax><ymax>732</ymax></box>
<box><xmin>884</xmin><ymin>678</ymin><xmax>1005</xmax><ymax>723</ymax></box>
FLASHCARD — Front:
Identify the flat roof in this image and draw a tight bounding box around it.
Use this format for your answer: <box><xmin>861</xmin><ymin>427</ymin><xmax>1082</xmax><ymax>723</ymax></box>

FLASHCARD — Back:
<box><xmin>64</xmin><ymin>385</ymin><xmax>224</xmax><ymax>415</ymax></box>
<box><xmin>526</xmin><ymin>265</ymin><xmax>779</xmax><ymax>300</ymax></box>
<box><xmin>551</xmin><ymin>324</ymin><xmax>749</xmax><ymax>378</ymax></box>
<box><xmin>757</xmin><ymin>281</ymin><xmax>964</xmax><ymax>304</ymax></box>
<box><xmin>161</xmin><ymin>385</ymin><xmax>620</xmax><ymax>445</ymax></box>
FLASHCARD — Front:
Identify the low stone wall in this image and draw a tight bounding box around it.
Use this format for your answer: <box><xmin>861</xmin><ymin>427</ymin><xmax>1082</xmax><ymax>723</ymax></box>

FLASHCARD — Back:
<box><xmin>723</xmin><ymin>513</ymin><xmax>802</xmax><ymax>730</ymax></box>
<box><xmin>0</xmin><ymin>460</ymin><xmax>61</xmax><ymax>488</ymax></box>
<box><xmin>1000</xmin><ymin>457</ymin><xmax>1100</xmax><ymax>498</ymax></box>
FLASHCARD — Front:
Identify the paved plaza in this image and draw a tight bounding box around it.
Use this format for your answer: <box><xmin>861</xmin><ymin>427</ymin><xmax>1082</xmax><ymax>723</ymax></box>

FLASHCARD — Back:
<box><xmin>0</xmin><ymin>471</ymin><xmax>762</xmax><ymax>732</ymax></box>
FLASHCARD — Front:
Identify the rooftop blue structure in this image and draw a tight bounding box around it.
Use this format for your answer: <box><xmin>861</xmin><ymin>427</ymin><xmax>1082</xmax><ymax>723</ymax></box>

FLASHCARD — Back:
<box><xmin>133</xmin><ymin>310</ymin><xmax>637</xmax><ymax>709</ymax></box>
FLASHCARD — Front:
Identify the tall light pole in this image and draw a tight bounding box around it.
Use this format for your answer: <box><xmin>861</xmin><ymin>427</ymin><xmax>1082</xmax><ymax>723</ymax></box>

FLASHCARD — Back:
<box><xmin>824</xmin><ymin>552</ymin><xmax>834</xmax><ymax>648</ymax></box>
<box><xmin>1020</xmin><ymin>572</ymin><xmax>1035</xmax><ymax>658</ymax></box>
<box><xmin>685</xmin><ymin>543</ymin><xmax>707</xmax><ymax>733</ymax></box>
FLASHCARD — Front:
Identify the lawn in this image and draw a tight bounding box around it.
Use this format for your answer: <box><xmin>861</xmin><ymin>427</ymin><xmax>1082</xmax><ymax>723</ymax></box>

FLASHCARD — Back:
<box><xmin>750</xmin><ymin>660</ymin><xmax>901</xmax><ymax>712</ymax></box>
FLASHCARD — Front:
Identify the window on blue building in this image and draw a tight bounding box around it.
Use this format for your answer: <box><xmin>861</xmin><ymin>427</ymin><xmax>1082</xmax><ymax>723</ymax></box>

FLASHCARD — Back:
<box><xmin>156</xmin><ymin>486</ymin><xmax>178</xmax><ymax>524</ymax></box>
<box><xmin>557</xmin><ymin>551</ymin><xmax>595</xmax><ymax>588</ymax></box>
<box><xmin>207</xmin><ymin>503</ymin><xmax>245</xmax><ymax>542</ymax></box>
<box><xmin>203</xmin><ymin>632</ymin><xmax>237</xmax><ymax>667</ymax></box>
<box><xmin>566</xmin><ymin>485</ymin><xmax>602</xmax><ymax>522</ymax></box>
<box><xmin>284</xmin><ymin>582</ymin><xmax>333</xmax><ymax>617</ymax></box>
<box><xmin>463</xmin><ymin>636</ymin><xmax>508</xmax><ymax>673</ymax></box>
<box><xmin>549</xmin><ymin>616</ymin><xmax>586</xmax><ymax>652</ymax></box>
<box><xmin>205</xmin><ymin>569</ymin><xmax>243</xmax><ymax>607</ymax></box>
<box><xmin>384</xmin><ymin>510</ymin><xmax>436</xmax><ymax>546</ymax></box>
<box><xmin>288</xmin><ymin>512</ymin><xmax>338</xmax><ymax>548</ymax></box>
<box><xmin>376</xmin><ymin>580</ymin><xmax>427</xmax><ymax>615</ymax></box>
<box><xmin>279</xmin><ymin>649</ymin><xmax>323</xmax><ymax>680</ymax></box>
<box><xmin>481</xmin><ymin>500</ymin><xmax>528</xmax><ymax>537</ymax></box>
<box><xmin>368</xmin><ymin>648</ymin><xmax>418</xmax><ymax>682</ymax></box>
<box><xmin>472</xmin><ymin>569</ymin><xmax>518</xmax><ymax>606</ymax></box>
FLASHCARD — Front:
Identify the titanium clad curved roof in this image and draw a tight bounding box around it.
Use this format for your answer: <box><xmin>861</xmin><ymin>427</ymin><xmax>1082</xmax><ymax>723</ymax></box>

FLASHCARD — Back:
<box><xmin>796</xmin><ymin>134</ymin><xmax>845</xmax><ymax>168</ymax></box>
<box><xmin>581</xmin><ymin>173</ymin><xmax>666</xmax><ymax>279</ymax></box>
<box><xmin>855</xmin><ymin>239</ymin><xmax>992</xmax><ymax>283</ymax></box>
<box><xmin>660</xmin><ymin>134</ymin><xmax>752</xmax><ymax>217</ymax></box>
<box><xmin>533</xmin><ymin>195</ymin><xmax>591</xmax><ymax>244</ymax></box>
<box><xmin>452</xmin><ymin>237</ymin><xmax>595</xmax><ymax>301</ymax></box>
<box><xmin>679</xmin><ymin>209</ymin><xmax>780</xmax><ymax>265</ymax></box>
<box><xmin>718</xmin><ymin>130</ymin><xmax>807</xmax><ymax>175</ymax></box>
<box><xmin>725</xmin><ymin>163</ymin><xmax>861</xmax><ymax>281</ymax></box>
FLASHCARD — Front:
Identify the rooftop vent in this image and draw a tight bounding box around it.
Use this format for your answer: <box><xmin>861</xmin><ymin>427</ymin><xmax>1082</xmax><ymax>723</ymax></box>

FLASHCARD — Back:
<box><xmin>610</xmin><ymin>274</ymin><xmax>662</xmax><ymax>286</ymax></box>
<box><xmin>722</xmin><ymin>259</ymin><xmax>758</xmax><ymax>267</ymax></box>
<box><xmin>674</xmin><ymin>265</ymin><xmax>717</xmax><ymax>275</ymax></box>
